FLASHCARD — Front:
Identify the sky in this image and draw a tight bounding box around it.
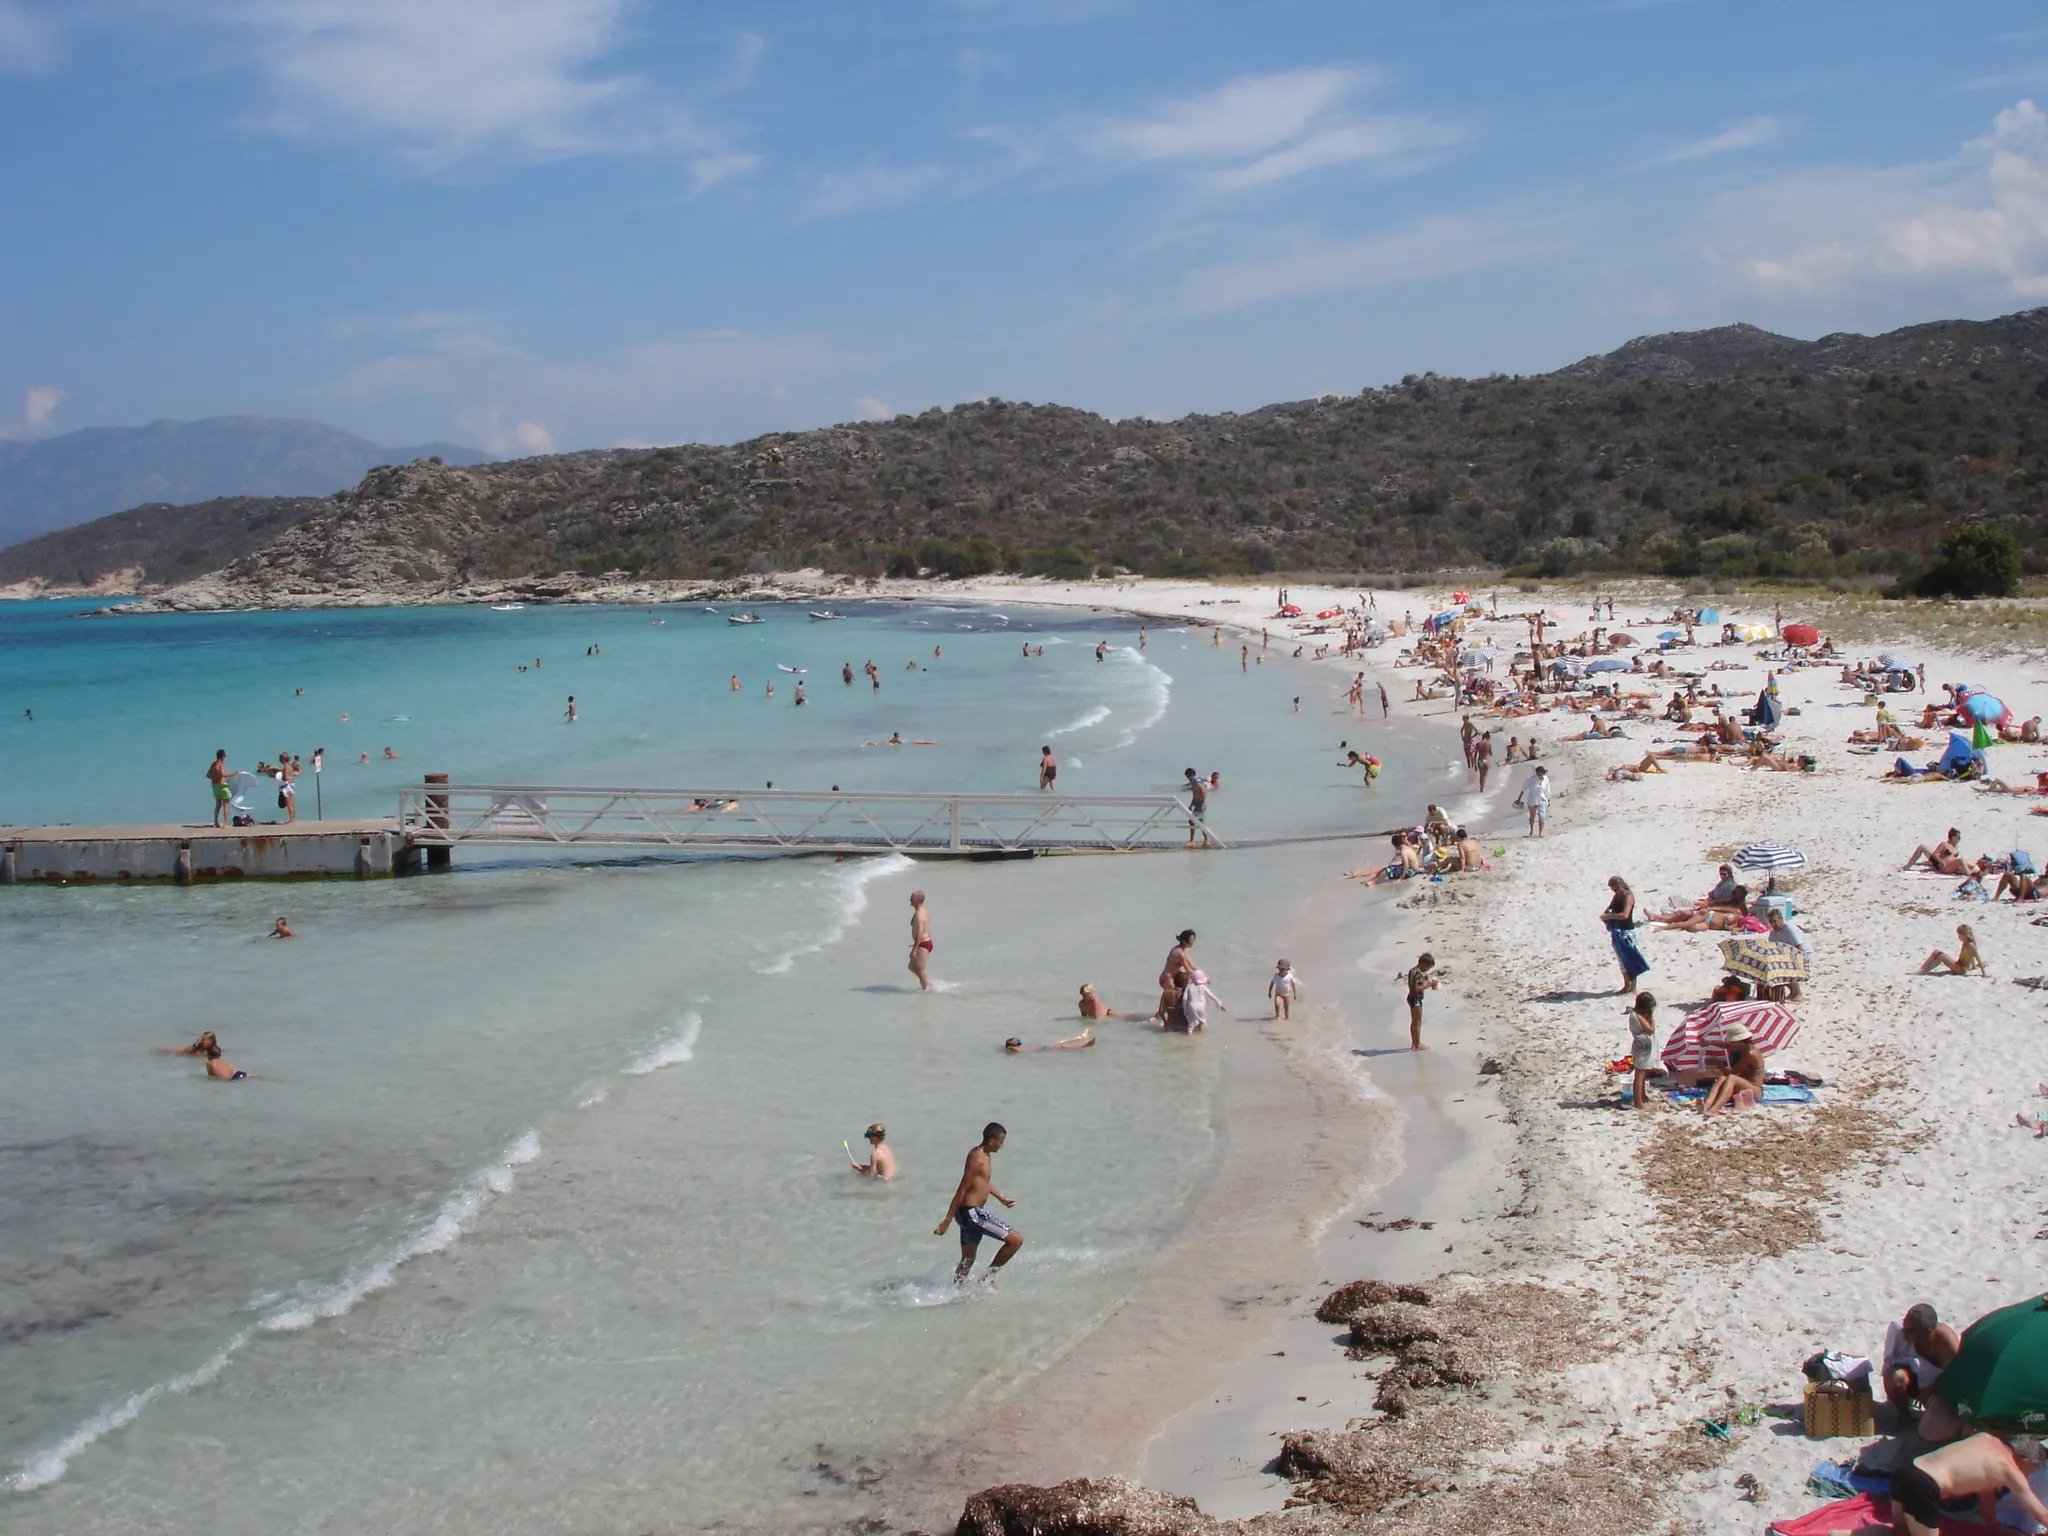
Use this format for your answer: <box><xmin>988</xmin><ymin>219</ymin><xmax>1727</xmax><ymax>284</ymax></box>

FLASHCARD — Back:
<box><xmin>1</xmin><ymin>0</ymin><xmax>2045</xmax><ymax>454</ymax></box>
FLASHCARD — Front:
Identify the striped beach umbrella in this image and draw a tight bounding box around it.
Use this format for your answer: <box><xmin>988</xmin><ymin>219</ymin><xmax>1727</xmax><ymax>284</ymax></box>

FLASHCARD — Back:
<box><xmin>1719</xmin><ymin>935</ymin><xmax>1810</xmax><ymax>991</ymax></box>
<box><xmin>1660</xmin><ymin>1000</ymin><xmax>1800</xmax><ymax>1073</ymax></box>
<box><xmin>1732</xmin><ymin>844</ymin><xmax>1807</xmax><ymax>871</ymax></box>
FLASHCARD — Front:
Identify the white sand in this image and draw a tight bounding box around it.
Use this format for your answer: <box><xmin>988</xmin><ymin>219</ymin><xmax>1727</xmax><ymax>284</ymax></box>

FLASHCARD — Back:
<box><xmin>894</xmin><ymin>573</ymin><xmax>2048</xmax><ymax>1532</ymax></box>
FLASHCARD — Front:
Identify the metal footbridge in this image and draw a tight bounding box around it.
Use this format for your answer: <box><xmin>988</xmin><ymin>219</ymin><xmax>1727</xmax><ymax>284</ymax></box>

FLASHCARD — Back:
<box><xmin>396</xmin><ymin>784</ymin><xmax>1222</xmax><ymax>858</ymax></box>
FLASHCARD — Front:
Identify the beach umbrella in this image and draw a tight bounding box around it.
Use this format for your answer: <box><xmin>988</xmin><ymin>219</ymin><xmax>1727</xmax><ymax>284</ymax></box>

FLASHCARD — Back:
<box><xmin>1660</xmin><ymin>999</ymin><xmax>1799</xmax><ymax>1073</ymax></box>
<box><xmin>1732</xmin><ymin>843</ymin><xmax>1807</xmax><ymax>871</ymax></box>
<box><xmin>1698</xmin><ymin>607</ymin><xmax>1721</xmax><ymax>624</ymax></box>
<box><xmin>1973</xmin><ymin>722</ymin><xmax>1996</xmax><ymax>749</ymax></box>
<box><xmin>1965</xmin><ymin>692</ymin><xmax>2010</xmax><ymax>724</ymax></box>
<box><xmin>1658</xmin><ymin>629</ymin><xmax>1685</xmax><ymax>642</ymax></box>
<box><xmin>1940</xmin><ymin>1296</ymin><xmax>2048</xmax><ymax>1431</ymax></box>
<box><xmin>1782</xmin><ymin>622</ymin><xmax>1820</xmax><ymax>647</ymax></box>
<box><xmin>1608</xmin><ymin>631</ymin><xmax>1640</xmax><ymax>646</ymax></box>
<box><xmin>1586</xmin><ymin>657</ymin><xmax>1630</xmax><ymax>672</ymax></box>
<box><xmin>1719</xmin><ymin>935</ymin><xmax>1810</xmax><ymax>991</ymax></box>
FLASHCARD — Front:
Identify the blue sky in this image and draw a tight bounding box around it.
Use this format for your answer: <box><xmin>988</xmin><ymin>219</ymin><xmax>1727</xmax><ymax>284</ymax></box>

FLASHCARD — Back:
<box><xmin>1</xmin><ymin>0</ymin><xmax>2045</xmax><ymax>453</ymax></box>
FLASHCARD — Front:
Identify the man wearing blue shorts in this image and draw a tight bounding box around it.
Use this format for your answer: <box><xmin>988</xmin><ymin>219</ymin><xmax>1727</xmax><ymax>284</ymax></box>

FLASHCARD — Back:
<box><xmin>935</xmin><ymin>1122</ymin><xmax>1021</xmax><ymax>1285</ymax></box>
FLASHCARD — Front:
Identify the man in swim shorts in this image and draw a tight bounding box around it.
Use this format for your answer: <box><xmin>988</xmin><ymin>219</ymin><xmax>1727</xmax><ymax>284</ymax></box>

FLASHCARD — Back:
<box><xmin>935</xmin><ymin>1122</ymin><xmax>1021</xmax><ymax>1283</ymax></box>
<box><xmin>908</xmin><ymin>890</ymin><xmax>933</xmax><ymax>991</ymax></box>
<box><xmin>207</xmin><ymin>749</ymin><xmax>231</xmax><ymax>826</ymax></box>
<box><xmin>850</xmin><ymin>1124</ymin><xmax>898</xmax><ymax>1180</ymax></box>
<box><xmin>204</xmin><ymin>1045</ymin><xmax>249</xmax><ymax>1081</ymax></box>
<box><xmin>1890</xmin><ymin>1433</ymin><xmax>2047</xmax><ymax>1536</ymax></box>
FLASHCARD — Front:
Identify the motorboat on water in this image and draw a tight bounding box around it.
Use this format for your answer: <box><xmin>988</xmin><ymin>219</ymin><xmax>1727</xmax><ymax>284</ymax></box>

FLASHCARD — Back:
<box><xmin>490</xmin><ymin>603</ymin><xmax>526</xmax><ymax>611</ymax></box>
<box><xmin>808</xmin><ymin>609</ymin><xmax>844</xmax><ymax>621</ymax></box>
<box><xmin>727</xmin><ymin>612</ymin><xmax>763</xmax><ymax>625</ymax></box>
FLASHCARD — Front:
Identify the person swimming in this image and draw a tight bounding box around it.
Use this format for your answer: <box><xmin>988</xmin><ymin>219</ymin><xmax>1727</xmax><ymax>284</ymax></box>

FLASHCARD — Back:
<box><xmin>1005</xmin><ymin>1030</ymin><xmax>1095</xmax><ymax>1052</ymax></box>
<box><xmin>204</xmin><ymin>1045</ymin><xmax>248</xmax><ymax>1081</ymax></box>
<box><xmin>849</xmin><ymin>1124</ymin><xmax>898</xmax><ymax>1180</ymax></box>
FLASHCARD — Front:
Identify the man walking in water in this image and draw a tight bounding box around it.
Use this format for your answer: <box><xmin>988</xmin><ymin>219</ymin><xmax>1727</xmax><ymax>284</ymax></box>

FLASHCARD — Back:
<box><xmin>935</xmin><ymin>1122</ymin><xmax>1021</xmax><ymax>1284</ymax></box>
<box><xmin>206</xmin><ymin>748</ymin><xmax>231</xmax><ymax>826</ymax></box>
<box><xmin>1378</xmin><ymin>682</ymin><xmax>1389</xmax><ymax>720</ymax></box>
<box><xmin>908</xmin><ymin>889</ymin><xmax>934</xmax><ymax>991</ymax></box>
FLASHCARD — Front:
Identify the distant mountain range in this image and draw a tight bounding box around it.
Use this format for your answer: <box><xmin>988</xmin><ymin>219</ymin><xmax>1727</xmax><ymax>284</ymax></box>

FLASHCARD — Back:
<box><xmin>0</xmin><ymin>416</ymin><xmax>490</xmax><ymax>551</ymax></box>
<box><xmin>4</xmin><ymin>310</ymin><xmax>2045</xmax><ymax>602</ymax></box>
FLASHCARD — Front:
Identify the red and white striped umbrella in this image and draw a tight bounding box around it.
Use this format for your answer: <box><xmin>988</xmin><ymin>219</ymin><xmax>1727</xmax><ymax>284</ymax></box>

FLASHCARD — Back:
<box><xmin>1659</xmin><ymin>1000</ymin><xmax>1800</xmax><ymax>1073</ymax></box>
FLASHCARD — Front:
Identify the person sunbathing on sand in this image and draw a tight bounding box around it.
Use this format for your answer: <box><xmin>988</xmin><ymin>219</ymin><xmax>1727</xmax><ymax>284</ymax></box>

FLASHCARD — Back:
<box><xmin>1918</xmin><ymin>924</ymin><xmax>1987</xmax><ymax>976</ymax></box>
<box><xmin>1606</xmin><ymin>753</ymin><xmax>1669</xmax><ymax>780</ymax></box>
<box><xmin>1702</xmin><ymin>1024</ymin><xmax>1765</xmax><ymax>1114</ymax></box>
<box><xmin>2015</xmin><ymin>1085</ymin><xmax>2048</xmax><ymax>1137</ymax></box>
<box><xmin>1995</xmin><ymin>870</ymin><xmax>2041</xmax><ymax>901</ymax></box>
<box><xmin>1904</xmin><ymin>829</ymin><xmax>1966</xmax><ymax>874</ymax></box>
<box><xmin>1652</xmin><ymin>886</ymin><xmax>1748</xmax><ymax>930</ymax></box>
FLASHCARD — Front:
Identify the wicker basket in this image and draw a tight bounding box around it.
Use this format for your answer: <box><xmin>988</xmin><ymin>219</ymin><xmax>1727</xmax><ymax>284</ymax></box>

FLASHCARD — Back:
<box><xmin>1804</xmin><ymin>1379</ymin><xmax>1876</xmax><ymax>1439</ymax></box>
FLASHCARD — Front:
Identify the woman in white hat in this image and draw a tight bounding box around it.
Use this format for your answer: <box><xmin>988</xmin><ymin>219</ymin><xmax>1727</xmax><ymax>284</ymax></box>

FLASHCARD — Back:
<box><xmin>1702</xmin><ymin>1019</ymin><xmax>1765</xmax><ymax>1115</ymax></box>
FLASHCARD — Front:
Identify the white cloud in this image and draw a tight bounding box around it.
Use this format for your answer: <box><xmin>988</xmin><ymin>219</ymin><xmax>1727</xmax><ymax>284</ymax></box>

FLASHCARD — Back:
<box><xmin>852</xmin><ymin>395</ymin><xmax>892</xmax><ymax>420</ymax></box>
<box><xmin>0</xmin><ymin>1</ymin><xmax>54</xmax><ymax>73</ymax></box>
<box><xmin>1705</xmin><ymin>99</ymin><xmax>2048</xmax><ymax>302</ymax></box>
<box><xmin>1651</xmin><ymin>115</ymin><xmax>1780</xmax><ymax>166</ymax></box>
<box><xmin>0</xmin><ymin>384</ymin><xmax>64</xmax><ymax>440</ymax></box>
<box><xmin>218</xmin><ymin>0</ymin><xmax>753</xmax><ymax>176</ymax></box>
<box><xmin>312</xmin><ymin>312</ymin><xmax>851</xmax><ymax>448</ymax></box>
<box><xmin>1178</xmin><ymin>213</ymin><xmax>1550</xmax><ymax>312</ymax></box>
<box><xmin>457</xmin><ymin>409</ymin><xmax>556</xmax><ymax>456</ymax></box>
<box><xmin>806</xmin><ymin>160</ymin><xmax>942</xmax><ymax>218</ymax></box>
<box><xmin>1086</xmin><ymin>66</ymin><xmax>1463</xmax><ymax>190</ymax></box>
<box><xmin>22</xmin><ymin>384</ymin><xmax>63</xmax><ymax>431</ymax></box>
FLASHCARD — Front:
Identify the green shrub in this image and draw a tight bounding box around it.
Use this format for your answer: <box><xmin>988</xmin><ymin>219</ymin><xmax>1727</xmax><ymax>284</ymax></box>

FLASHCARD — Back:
<box><xmin>1905</xmin><ymin>525</ymin><xmax>2021</xmax><ymax>598</ymax></box>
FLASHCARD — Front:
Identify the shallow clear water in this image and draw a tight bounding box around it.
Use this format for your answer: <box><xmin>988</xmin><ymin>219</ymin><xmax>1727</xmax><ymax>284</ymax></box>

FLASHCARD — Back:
<box><xmin>0</xmin><ymin>599</ymin><xmax>1447</xmax><ymax>1532</ymax></box>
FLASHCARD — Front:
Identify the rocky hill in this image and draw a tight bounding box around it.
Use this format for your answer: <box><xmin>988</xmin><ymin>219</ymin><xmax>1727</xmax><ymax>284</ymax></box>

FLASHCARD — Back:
<box><xmin>0</xmin><ymin>415</ymin><xmax>489</xmax><ymax>551</ymax></box>
<box><xmin>13</xmin><ymin>310</ymin><xmax>2048</xmax><ymax>606</ymax></box>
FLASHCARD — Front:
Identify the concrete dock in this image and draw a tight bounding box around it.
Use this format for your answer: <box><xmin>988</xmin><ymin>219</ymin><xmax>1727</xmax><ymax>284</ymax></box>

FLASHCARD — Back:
<box><xmin>1</xmin><ymin>821</ymin><xmax>410</xmax><ymax>884</ymax></box>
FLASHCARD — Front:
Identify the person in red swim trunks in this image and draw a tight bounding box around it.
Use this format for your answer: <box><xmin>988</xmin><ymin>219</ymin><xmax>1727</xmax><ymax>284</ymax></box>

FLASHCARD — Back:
<box><xmin>908</xmin><ymin>890</ymin><xmax>933</xmax><ymax>991</ymax></box>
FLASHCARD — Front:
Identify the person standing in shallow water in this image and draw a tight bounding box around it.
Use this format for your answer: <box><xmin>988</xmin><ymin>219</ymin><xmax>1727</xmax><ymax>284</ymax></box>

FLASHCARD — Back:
<box><xmin>935</xmin><ymin>1122</ymin><xmax>1021</xmax><ymax>1285</ymax></box>
<box><xmin>1039</xmin><ymin>745</ymin><xmax>1057</xmax><ymax>790</ymax></box>
<box><xmin>908</xmin><ymin>890</ymin><xmax>933</xmax><ymax>991</ymax></box>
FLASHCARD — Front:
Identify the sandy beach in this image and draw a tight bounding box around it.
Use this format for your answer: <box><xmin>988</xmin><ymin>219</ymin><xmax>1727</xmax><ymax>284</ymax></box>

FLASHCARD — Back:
<box><xmin>888</xmin><ymin>573</ymin><xmax>2048</xmax><ymax>1535</ymax></box>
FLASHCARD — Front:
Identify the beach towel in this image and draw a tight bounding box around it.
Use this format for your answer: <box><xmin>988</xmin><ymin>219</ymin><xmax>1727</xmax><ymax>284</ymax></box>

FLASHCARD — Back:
<box><xmin>1807</xmin><ymin>1461</ymin><xmax>1897</xmax><ymax>1500</ymax></box>
<box><xmin>1609</xmin><ymin>926</ymin><xmax>1652</xmax><ymax>979</ymax></box>
<box><xmin>1767</xmin><ymin>1492</ymin><xmax>1985</xmax><ymax>1535</ymax></box>
<box><xmin>1661</xmin><ymin>1083</ymin><xmax>1815</xmax><ymax>1106</ymax></box>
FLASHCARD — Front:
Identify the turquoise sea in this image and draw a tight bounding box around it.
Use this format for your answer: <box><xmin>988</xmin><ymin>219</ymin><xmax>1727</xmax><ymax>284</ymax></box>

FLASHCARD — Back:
<box><xmin>0</xmin><ymin>597</ymin><xmax>1453</xmax><ymax>1533</ymax></box>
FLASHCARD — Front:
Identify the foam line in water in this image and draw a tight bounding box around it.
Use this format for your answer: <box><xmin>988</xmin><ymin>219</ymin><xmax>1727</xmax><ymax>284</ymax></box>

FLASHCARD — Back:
<box><xmin>760</xmin><ymin>852</ymin><xmax>913</xmax><ymax>975</ymax></box>
<box><xmin>5</xmin><ymin>1332</ymin><xmax>252</xmax><ymax>1492</ymax></box>
<box><xmin>1111</xmin><ymin>653</ymin><xmax>1173</xmax><ymax>749</ymax></box>
<box><xmin>1047</xmin><ymin>705</ymin><xmax>1110</xmax><ymax>738</ymax></box>
<box><xmin>625</xmin><ymin>1011</ymin><xmax>701</xmax><ymax>1075</ymax></box>
<box><xmin>259</xmin><ymin>1129</ymin><xmax>542</xmax><ymax>1333</ymax></box>
<box><xmin>6</xmin><ymin>1129</ymin><xmax>543</xmax><ymax>1493</ymax></box>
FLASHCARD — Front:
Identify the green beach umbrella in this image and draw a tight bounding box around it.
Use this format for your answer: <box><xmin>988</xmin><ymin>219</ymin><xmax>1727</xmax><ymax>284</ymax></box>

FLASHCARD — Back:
<box><xmin>1941</xmin><ymin>1295</ymin><xmax>2048</xmax><ymax>1431</ymax></box>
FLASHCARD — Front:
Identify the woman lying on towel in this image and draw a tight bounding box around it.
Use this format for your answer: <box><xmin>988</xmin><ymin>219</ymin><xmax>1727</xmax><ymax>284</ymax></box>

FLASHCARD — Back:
<box><xmin>1651</xmin><ymin>885</ymin><xmax>1749</xmax><ymax>930</ymax></box>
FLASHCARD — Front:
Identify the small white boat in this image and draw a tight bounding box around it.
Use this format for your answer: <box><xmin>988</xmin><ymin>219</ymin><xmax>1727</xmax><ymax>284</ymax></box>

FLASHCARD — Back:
<box><xmin>490</xmin><ymin>603</ymin><xmax>526</xmax><ymax>612</ymax></box>
<box><xmin>808</xmin><ymin>609</ymin><xmax>844</xmax><ymax>621</ymax></box>
<box><xmin>700</xmin><ymin>606</ymin><xmax>719</xmax><ymax>614</ymax></box>
<box><xmin>727</xmin><ymin>612</ymin><xmax>763</xmax><ymax>625</ymax></box>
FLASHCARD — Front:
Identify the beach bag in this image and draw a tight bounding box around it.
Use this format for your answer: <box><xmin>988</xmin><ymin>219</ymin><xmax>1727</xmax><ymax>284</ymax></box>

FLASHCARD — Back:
<box><xmin>1803</xmin><ymin>1379</ymin><xmax>1875</xmax><ymax>1439</ymax></box>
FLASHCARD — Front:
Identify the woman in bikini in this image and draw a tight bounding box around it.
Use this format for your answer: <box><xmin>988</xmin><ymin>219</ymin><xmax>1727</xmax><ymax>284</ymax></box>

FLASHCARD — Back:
<box><xmin>1918</xmin><ymin>924</ymin><xmax>1988</xmax><ymax>976</ymax></box>
<box><xmin>1653</xmin><ymin>887</ymin><xmax>1748</xmax><ymax>931</ymax></box>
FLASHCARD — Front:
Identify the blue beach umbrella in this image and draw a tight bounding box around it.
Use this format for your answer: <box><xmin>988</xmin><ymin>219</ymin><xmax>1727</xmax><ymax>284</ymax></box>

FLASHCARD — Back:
<box><xmin>1698</xmin><ymin>607</ymin><xmax>1721</xmax><ymax>624</ymax></box>
<box><xmin>1658</xmin><ymin>630</ymin><xmax>1685</xmax><ymax>641</ymax></box>
<box><xmin>1965</xmin><ymin>693</ymin><xmax>2009</xmax><ymax>723</ymax></box>
<box><xmin>1733</xmin><ymin>844</ymin><xmax>1807</xmax><ymax>871</ymax></box>
<box><xmin>1585</xmin><ymin>658</ymin><xmax>1630</xmax><ymax>673</ymax></box>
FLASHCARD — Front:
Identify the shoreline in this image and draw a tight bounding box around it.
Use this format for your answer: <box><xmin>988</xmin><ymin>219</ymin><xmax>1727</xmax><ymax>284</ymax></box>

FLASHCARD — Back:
<box><xmin>876</xmin><ymin>584</ymin><xmax>1514</xmax><ymax>1530</ymax></box>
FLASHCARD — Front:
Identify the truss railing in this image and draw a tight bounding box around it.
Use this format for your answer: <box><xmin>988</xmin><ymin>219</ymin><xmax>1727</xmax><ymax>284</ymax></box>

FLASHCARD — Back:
<box><xmin>396</xmin><ymin>785</ymin><xmax>1223</xmax><ymax>855</ymax></box>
